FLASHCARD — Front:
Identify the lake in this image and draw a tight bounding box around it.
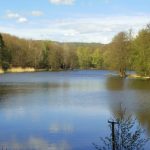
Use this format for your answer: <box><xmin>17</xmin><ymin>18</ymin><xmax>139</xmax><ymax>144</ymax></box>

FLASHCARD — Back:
<box><xmin>0</xmin><ymin>70</ymin><xmax>150</xmax><ymax>150</ymax></box>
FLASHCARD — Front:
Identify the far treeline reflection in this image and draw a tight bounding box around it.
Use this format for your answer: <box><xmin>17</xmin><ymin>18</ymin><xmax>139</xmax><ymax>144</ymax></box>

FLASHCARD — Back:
<box><xmin>0</xmin><ymin>24</ymin><xmax>150</xmax><ymax>77</ymax></box>
<box><xmin>106</xmin><ymin>77</ymin><xmax>150</xmax><ymax>137</ymax></box>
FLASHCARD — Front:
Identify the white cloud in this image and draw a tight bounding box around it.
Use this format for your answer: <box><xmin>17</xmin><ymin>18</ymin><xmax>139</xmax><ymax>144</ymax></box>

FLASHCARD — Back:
<box><xmin>31</xmin><ymin>11</ymin><xmax>44</xmax><ymax>17</ymax></box>
<box><xmin>6</xmin><ymin>12</ymin><xmax>20</xmax><ymax>19</ymax></box>
<box><xmin>49</xmin><ymin>0</ymin><xmax>74</xmax><ymax>5</ymax></box>
<box><xmin>6</xmin><ymin>11</ymin><xmax>28</xmax><ymax>24</ymax></box>
<box><xmin>1</xmin><ymin>14</ymin><xmax>150</xmax><ymax>43</ymax></box>
<box><xmin>17</xmin><ymin>17</ymin><xmax>28</xmax><ymax>23</ymax></box>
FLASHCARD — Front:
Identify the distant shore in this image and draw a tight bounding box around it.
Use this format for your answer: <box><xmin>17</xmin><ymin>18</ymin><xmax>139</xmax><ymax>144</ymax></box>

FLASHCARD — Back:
<box><xmin>0</xmin><ymin>68</ymin><xmax>150</xmax><ymax>80</ymax></box>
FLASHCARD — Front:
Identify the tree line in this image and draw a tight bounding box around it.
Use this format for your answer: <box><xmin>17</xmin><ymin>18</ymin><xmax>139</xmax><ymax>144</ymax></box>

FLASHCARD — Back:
<box><xmin>0</xmin><ymin>24</ymin><xmax>150</xmax><ymax>76</ymax></box>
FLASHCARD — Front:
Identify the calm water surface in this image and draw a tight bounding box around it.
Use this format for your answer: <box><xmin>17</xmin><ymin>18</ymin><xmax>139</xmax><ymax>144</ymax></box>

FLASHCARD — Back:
<box><xmin>0</xmin><ymin>70</ymin><xmax>150</xmax><ymax>150</ymax></box>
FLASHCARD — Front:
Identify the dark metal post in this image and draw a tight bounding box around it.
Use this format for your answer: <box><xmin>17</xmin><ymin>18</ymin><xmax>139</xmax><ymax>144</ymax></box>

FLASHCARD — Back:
<box><xmin>108</xmin><ymin>120</ymin><xmax>118</xmax><ymax>150</ymax></box>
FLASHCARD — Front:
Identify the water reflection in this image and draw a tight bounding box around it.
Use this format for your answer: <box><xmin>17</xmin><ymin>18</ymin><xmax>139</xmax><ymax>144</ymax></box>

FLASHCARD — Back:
<box><xmin>0</xmin><ymin>82</ymin><xmax>70</xmax><ymax>96</ymax></box>
<box><xmin>0</xmin><ymin>71</ymin><xmax>150</xmax><ymax>149</ymax></box>
<box><xmin>94</xmin><ymin>105</ymin><xmax>149</xmax><ymax>150</ymax></box>
<box><xmin>105</xmin><ymin>76</ymin><xmax>150</xmax><ymax>139</ymax></box>
<box><xmin>0</xmin><ymin>137</ymin><xmax>71</xmax><ymax>150</ymax></box>
<box><xmin>127</xmin><ymin>79</ymin><xmax>150</xmax><ymax>90</ymax></box>
<box><xmin>106</xmin><ymin>76</ymin><xmax>125</xmax><ymax>91</ymax></box>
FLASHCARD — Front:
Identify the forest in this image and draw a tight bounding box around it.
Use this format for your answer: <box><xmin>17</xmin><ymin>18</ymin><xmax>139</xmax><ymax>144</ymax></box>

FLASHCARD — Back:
<box><xmin>0</xmin><ymin>24</ymin><xmax>150</xmax><ymax>77</ymax></box>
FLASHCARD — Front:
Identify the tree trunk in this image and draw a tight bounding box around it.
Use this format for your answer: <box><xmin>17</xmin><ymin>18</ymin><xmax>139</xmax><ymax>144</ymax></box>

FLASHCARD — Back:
<box><xmin>119</xmin><ymin>68</ymin><xmax>127</xmax><ymax>78</ymax></box>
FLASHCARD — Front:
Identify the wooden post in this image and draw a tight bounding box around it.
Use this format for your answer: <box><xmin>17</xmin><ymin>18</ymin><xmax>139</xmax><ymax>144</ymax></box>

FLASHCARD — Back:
<box><xmin>108</xmin><ymin>120</ymin><xmax>118</xmax><ymax>150</ymax></box>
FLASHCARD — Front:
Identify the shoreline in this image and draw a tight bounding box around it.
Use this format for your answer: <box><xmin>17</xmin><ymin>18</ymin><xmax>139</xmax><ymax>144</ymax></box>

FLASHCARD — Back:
<box><xmin>0</xmin><ymin>68</ymin><xmax>150</xmax><ymax>80</ymax></box>
<box><xmin>128</xmin><ymin>74</ymin><xmax>150</xmax><ymax>80</ymax></box>
<box><xmin>0</xmin><ymin>67</ymin><xmax>72</xmax><ymax>74</ymax></box>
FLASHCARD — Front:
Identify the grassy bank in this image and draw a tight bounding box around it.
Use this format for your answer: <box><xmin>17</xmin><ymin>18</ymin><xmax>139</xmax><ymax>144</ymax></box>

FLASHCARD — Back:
<box><xmin>0</xmin><ymin>67</ymin><xmax>35</xmax><ymax>73</ymax></box>
<box><xmin>0</xmin><ymin>67</ymin><xmax>66</xmax><ymax>74</ymax></box>
<box><xmin>0</xmin><ymin>68</ymin><xmax>4</xmax><ymax>73</ymax></box>
<box><xmin>128</xmin><ymin>74</ymin><xmax>150</xmax><ymax>80</ymax></box>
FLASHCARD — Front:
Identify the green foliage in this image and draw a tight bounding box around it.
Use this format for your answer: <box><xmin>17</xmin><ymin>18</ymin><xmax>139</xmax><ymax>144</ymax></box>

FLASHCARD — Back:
<box><xmin>39</xmin><ymin>43</ymin><xmax>50</xmax><ymax>69</ymax></box>
<box><xmin>1</xmin><ymin>61</ymin><xmax>10</xmax><ymax>71</ymax></box>
<box><xmin>0</xmin><ymin>33</ymin><xmax>5</xmax><ymax>66</ymax></box>
<box><xmin>62</xmin><ymin>44</ymin><xmax>78</xmax><ymax>69</ymax></box>
<box><xmin>0</xmin><ymin>34</ymin><xmax>4</xmax><ymax>49</ymax></box>
<box><xmin>77</xmin><ymin>47</ymin><xmax>92</xmax><ymax>69</ymax></box>
<box><xmin>1</xmin><ymin>48</ymin><xmax>11</xmax><ymax>70</ymax></box>
<box><xmin>92</xmin><ymin>48</ymin><xmax>103</xmax><ymax>69</ymax></box>
<box><xmin>47</xmin><ymin>43</ymin><xmax>63</xmax><ymax>70</ymax></box>
<box><xmin>132</xmin><ymin>25</ymin><xmax>150</xmax><ymax>76</ymax></box>
<box><xmin>104</xmin><ymin>32</ymin><xmax>131</xmax><ymax>77</ymax></box>
<box><xmin>0</xmin><ymin>33</ymin><xmax>11</xmax><ymax>70</ymax></box>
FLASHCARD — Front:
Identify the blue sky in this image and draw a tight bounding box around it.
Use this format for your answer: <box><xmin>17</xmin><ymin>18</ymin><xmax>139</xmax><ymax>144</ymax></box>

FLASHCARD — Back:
<box><xmin>0</xmin><ymin>0</ymin><xmax>150</xmax><ymax>43</ymax></box>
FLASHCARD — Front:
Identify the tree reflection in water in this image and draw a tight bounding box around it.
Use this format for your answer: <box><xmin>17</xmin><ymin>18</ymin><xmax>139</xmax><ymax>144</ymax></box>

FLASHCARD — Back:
<box><xmin>93</xmin><ymin>105</ymin><xmax>149</xmax><ymax>150</ymax></box>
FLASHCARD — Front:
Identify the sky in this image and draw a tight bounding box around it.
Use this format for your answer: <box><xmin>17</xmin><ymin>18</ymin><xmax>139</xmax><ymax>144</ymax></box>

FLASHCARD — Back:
<box><xmin>0</xmin><ymin>0</ymin><xmax>150</xmax><ymax>43</ymax></box>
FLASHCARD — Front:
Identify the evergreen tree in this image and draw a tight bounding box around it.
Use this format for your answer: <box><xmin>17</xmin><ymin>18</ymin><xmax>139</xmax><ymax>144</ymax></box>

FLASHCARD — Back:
<box><xmin>0</xmin><ymin>33</ymin><xmax>5</xmax><ymax>66</ymax></box>
<box><xmin>0</xmin><ymin>34</ymin><xmax>11</xmax><ymax>70</ymax></box>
